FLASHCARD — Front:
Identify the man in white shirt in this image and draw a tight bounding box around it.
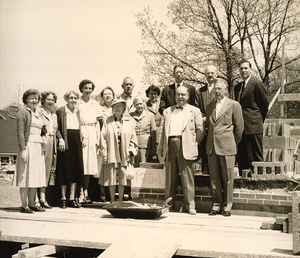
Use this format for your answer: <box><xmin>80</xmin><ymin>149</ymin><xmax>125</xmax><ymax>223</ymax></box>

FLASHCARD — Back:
<box><xmin>158</xmin><ymin>86</ymin><xmax>204</xmax><ymax>215</ymax></box>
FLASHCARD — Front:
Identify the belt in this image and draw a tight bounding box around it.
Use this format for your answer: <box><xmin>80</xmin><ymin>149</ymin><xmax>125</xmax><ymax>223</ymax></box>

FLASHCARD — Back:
<box><xmin>169</xmin><ymin>135</ymin><xmax>182</xmax><ymax>139</ymax></box>
<box><xmin>81</xmin><ymin>122</ymin><xmax>97</xmax><ymax>126</ymax></box>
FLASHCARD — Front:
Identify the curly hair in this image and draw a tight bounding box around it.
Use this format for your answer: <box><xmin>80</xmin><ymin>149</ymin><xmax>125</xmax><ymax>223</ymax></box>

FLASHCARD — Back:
<box><xmin>100</xmin><ymin>86</ymin><xmax>115</xmax><ymax>99</ymax></box>
<box><xmin>145</xmin><ymin>85</ymin><xmax>160</xmax><ymax>97</ymax></box>
<box><xmin>63</xmin><ymin>90</ymin><xmax>80</xmax><ymax>102</ymax></box>
<box><xmin>78</xmin><ymin>79</ymin><xmax>95</xmax><ymax>93</ymax></box>
<box><xmin>22</xmin><ymin>89</ymin><xmax>40</xmax><ymax>104</ymax></box>
<box><xmin>41</xmin><ymin>91</ymin><xmax>58</xmax><ymax>105</ymax></box>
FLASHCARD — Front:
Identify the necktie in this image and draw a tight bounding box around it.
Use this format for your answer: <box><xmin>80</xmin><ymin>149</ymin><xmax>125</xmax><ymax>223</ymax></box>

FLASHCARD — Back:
<box><xmin>238</xmin><ymin>81</ymin><xmax>245</xmax><ymax>102</ymax></box>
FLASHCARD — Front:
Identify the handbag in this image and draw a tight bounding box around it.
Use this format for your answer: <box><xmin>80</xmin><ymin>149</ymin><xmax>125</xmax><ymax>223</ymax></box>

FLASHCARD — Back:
<box><xmin>125</xmin><ymin>162</ymin><xmax>135</xmax><ymax>180</ymax></box>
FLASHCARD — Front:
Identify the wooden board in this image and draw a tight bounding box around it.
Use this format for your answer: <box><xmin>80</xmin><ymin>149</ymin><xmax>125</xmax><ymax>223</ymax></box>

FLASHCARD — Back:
<box><xmin>98</xmin><ymin>234</ymin><xmax>181</xmax><ymax>258</ymax></box>
<box><xmin>0</xmin><ymin>208</ymin><xmax>294</xmax><ymax>257</ymax></box>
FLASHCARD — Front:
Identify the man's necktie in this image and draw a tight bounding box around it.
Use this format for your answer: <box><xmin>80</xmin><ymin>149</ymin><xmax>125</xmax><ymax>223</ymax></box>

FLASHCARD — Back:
<box><xmin>238</xmin><ymin>81</ymin><xmax>245</xmax><ymax>102</ymax></box>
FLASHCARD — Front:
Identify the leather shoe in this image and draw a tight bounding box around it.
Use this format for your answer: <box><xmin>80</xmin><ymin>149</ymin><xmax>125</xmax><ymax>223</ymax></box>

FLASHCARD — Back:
<box><xmin>209</xmin><ymin>210</ymin><xmax>219</xmax><ymax>216</ymax></box>
<box><xmin>222</xmin><ymin>211</ymin><xmax>231</xmax><ymax>217</ymax></box>
<box><xmin>68</xmin><ymin>199</ymin><xmax>81</xmax><ymax>208</ymax></box>
<box><xmin>85</xmin><ymin>196</ymin><xmax>92</xmax><ymax>203</ymax></box>
<box><xmin>29</xmin><ymin>206</ymin><xmax>45</xmax><ymax>212</ymax></box>
<box><xmin>40</xmin><ymin>201</ymin><xmax>52</xmax><ymax>209</ymax></box>
<box><xmin>20</xmin><ymin>207</ymin><xmax>34</xmax><ymax>214</ymax></box>
<box><xmin>189</xmin><ymin>209</ymin><xmax>197</xmax><ymax>215</ymax></box>
<box><xmin>60</xmin><ymin>200</ymin><xmax>67</xmax><ymax>209</ymax></box>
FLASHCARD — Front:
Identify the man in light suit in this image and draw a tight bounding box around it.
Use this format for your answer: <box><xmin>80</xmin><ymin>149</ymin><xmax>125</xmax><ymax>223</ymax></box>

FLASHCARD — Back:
<box><xmin>234</xmin><ymin>60</ymin><xmax>269</xmax><ymax>175</ymax></box>
<box><xmin>159</xmin><ymin>64</ymin><xmax>196</xmax><ymax>115</ymax></box>
<box><xmin>206</xmin><ymin>79</ymin><xmax>244</xmax><ymax>216</ymax></box>
<box><xmin>196</xmin><ymin>65</ymin><xmax>218</xmax><ymax>174</ymax></box>
<box><xmin>158</xmin><ymin>86</ymin><xmax>204</xmax><ymax>215</ymax></box>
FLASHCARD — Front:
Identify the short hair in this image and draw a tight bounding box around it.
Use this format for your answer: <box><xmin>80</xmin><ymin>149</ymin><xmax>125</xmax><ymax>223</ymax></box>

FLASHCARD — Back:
<box><xmin>22</xmin><ymin>89</ymin><xmax>40</xmax><ymax>104</ymax></box>
<box><xmin>145</xmin><ymin>85</ymin><xmax>160</xmax><ymax>97</ymax></box>
<box><xmin>214</xmin><ymin>79</ymin><xmax>228</xmax><ymax>88</ymax></box>
<box><xmin>63</xmin><ymin>90</ymin><xmax>80</xmax><ymax>102</ymax></box>
<box><xmin>122</xmin><ymin>77</ymin><xmax>134</xmax><ymax>86</ymax></box>
<box><xmin>133</xmin><ymin>95</ymin><xmax>145</xmax><ymax>105</ymax></box>
<box><xmin>100</xmin><ymin>86</ymin><xmax>115</xmax><ymax>99</ymax></box>
<box><xmin>205</xmin><ymin>65</ymin><xmax>218</xmax><ymax>74</ymax></box>
<box><xmin>41</xmin><ymin>91</ymin><xmax>57</xmax><ymax>105</ymax></box>
<box><xmin>176</xmin><ymin>85</ymin><xmax>190</xmax><ymax>96</ymax></box>
<box><xmin>239</xmin><ymin>59</ymin><xmax>252</xmax><ymax>68</ymax></box>
<box><xmin>78</xmin><ymin>79</ymin><xmax>95</xmax><ymax>93</ymax></box>
<box><xmin>173</xmin><ymin>64</ymin><xmax>184</xmax><ymax>72</ymax></box>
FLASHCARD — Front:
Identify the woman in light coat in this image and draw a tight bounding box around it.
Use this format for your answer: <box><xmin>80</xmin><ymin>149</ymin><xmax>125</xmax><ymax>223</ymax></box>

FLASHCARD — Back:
<box><xmin>100</xmin><ymin>98</ymin><xmax>137</xmax><ymax>202</ymax></box>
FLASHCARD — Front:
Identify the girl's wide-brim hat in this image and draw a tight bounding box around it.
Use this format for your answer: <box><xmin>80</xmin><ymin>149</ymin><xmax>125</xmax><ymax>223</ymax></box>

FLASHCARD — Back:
<box><xmin>111</xmin><ymin>97</ymin><xmax>127</xmax><ymax>107</ymax></box>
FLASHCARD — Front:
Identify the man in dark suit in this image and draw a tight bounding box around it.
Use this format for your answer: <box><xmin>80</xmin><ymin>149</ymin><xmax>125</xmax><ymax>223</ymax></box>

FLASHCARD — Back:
<box><xmin>234</xmin><ymin>60</ymin><xmax>269</xmax><ymax>175</ymax></box>
<box><xmin>158</xmin><ymin>86</ymin><xmax>204</xmax><ymax>215</ymax></box>
<box><xmin>206</xmin><ymin>79</ymin><xmax>244</xmax><ymax>216</ymax></box>
<box><xmin>159</xmin><ymin>64</ymin><xmax>196</xmax><ymax>115</ymax></box>
<box><xmin>196</xmin><ymin>65</ymin><xmax>218</xmax><ymax>174</ymax></box>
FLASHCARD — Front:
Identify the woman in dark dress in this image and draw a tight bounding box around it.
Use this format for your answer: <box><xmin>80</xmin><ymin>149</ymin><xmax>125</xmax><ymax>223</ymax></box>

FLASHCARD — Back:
<box><xmin>56</xmin><ymin>90</ymin><xmax>84</xmax><ymax>208</ymax></box>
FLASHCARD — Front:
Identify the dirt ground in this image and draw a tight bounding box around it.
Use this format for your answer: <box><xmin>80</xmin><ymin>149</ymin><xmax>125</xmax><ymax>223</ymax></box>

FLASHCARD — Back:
<box><xmin>0</xmin><ymin>173</ymin><xmax>21</xmax><ymax>208</ymax></box>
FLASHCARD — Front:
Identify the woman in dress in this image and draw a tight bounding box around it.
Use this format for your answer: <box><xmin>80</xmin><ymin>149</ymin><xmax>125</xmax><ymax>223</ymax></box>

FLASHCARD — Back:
<box><xmin>13</xmin><ymin>89</ymin><xmax>46</xmax><ymax>213</ymax></box>
<box><xmin>100</xmin><ymin>98</ymin><xmax>138</xmax><ymax>202</ymax></box>
<box><xmin>37</xmin><ymin>91</ymin><xmax>58</xmax><ymax>209</ymax></box>
<box><xmin>56</xmin><ymin>91</ymin><xmax>84</xmax><ymax>208</ymax></box>
<box><xmin>130</xmin><ymin>96</ymin><xmax>157</xmax><ymax>167</ymax></box>
<box><xmin>77</xmin><ymin>79</ymin><xmax>102</xmax><ymax>203</ymax></box>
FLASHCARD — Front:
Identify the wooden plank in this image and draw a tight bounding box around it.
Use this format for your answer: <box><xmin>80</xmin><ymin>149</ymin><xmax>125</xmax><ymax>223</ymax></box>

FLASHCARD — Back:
<box><xmin>98</xmin><ymin>234</ymin><xmax>181</xmax><ymax>258</ymax></box>
<box><xmin>17</xmin><ymin>245</ymin><xmax>66</xmax><ymax>258</ymax></box>
<box><xmin>278</xmin><ymin>93</ymin><xmax>300</xmax><ymax>102</ymax></box>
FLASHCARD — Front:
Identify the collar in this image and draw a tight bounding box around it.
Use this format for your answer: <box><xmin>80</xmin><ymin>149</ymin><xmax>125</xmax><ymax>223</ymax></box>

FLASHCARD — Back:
<box><xmin>244</xmin><ymin>75</ymin><xmax>251</xmax><ymax>86</ymax></box>
<box><xmin>65</xmin><ymin>105</ymin><xmax>78</xmax><ymax>115</ymax></box>
<box><xmin>121</xmin><ymin>92</ymin><xmax>132</xmax><ymax>100</ymax></box>
<box><xmin>174</xmin><ymin>81</ymin><xmax>183</xmax><ymax>88</ymax></box>
<box><xmin>216</xmin><ymin>96</ymin><xmax>227</xmax><ymax>105</ymax></box>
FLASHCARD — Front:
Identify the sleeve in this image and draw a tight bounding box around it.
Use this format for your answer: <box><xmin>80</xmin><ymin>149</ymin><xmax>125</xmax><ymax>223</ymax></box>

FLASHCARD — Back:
<box><xmin>233</xmin><ymin>102</ymin><xmax>244</xmax><ymax>145</ymax></box>
<box><xmin>128</xmin><ymin>121</ymin><xmax>138</xmax><ymax>156</ymax></box>
<box><xmin>157</xmin><ymin>111</ymin><xmax>166</xmax><ymax>156</ymax></box>
<box><xmin>16</xmin><ymin>110</ymin><xmax>27</xmax><ymax>151</ymax></box>
<box><xmin>56</xmin><ymin>109</ymin><xmax>63</xmax><ymax>140</ymax></box>
<box><xmin>99</xmin><ymin>120</ymin><xmax>108</xmax><ymax>159</ymax></box>
<box><xmin>188</xmin><ymin>86</ymin><xmax>197</xmax><ymax>107</ymax></box>
<box><xmin>159</xmin><ymin>87</ymin><xmax>167</xmax><ymax>115</ymax></box>
<box><xmin>255</xmin><ymin>81</ymin><xmax>269</xmax><ymax>122</ymax></box>
<box><xmin>194</xmin><ymin>109</ymin><xmax>205</xmax><ymax>143</ymax></box>
<box><xmin>150</xmin><ymin>115</ymin><xmax>157</xmax><ymax>154</ymax></box>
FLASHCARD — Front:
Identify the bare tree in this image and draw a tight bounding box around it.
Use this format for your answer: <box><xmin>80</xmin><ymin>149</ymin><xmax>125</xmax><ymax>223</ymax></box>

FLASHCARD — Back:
<box><xmin>136</xmin><ymin>0</ymin><xmax>300</xmax><ymax>97</ymax></box>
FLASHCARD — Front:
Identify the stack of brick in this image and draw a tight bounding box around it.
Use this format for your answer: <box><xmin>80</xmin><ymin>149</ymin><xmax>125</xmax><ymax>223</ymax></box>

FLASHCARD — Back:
<box><xmin>251</xmin><ymin>123</ymin><xmax>298</xmax><ymax>178</ymax></box>
<box><xmin>292</xmin><ymin>191</ymin><xmax>300</xmax><ymax>255</ymax></box>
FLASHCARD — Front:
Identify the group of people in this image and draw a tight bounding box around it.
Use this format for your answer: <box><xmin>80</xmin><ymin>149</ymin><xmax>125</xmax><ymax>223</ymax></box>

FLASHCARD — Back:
<box><xmin>13</xmin><ymin>59</ymin><xmax>269</xmax><ymax>217</ymax></box>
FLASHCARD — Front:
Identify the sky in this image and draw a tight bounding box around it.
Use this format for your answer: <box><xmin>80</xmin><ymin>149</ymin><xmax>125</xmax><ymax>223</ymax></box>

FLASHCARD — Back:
<box><xmin>0</xmin><ymin>0</ymin><xmax>171</xmax><ymax>108</ymax></box>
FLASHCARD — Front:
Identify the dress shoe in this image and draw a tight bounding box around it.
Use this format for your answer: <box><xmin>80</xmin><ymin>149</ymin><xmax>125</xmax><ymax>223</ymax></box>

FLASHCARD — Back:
<box><xmin>68</xmin><ymin>199</ymin><xmax>81</xmax><ymax>208</ymax></box>
<box><xmin>20</xmin><ymin>207</ymin><xmax>34</xmax><ymax>214</ymax></box>
<box><xmin>99</xmin><ymin>196</ymin><xmax>107</xmax><ymax>202</ymax></box>
<box><xmin>209</xmin><ymin>210</ymin><xmax>219</xmax><ymax>216</ymax></box>
<box><xmin>60</xmin><ymin>200</ymin><xmax>67</xmax><ymax>209</ymax></box>
<box><xmin>40</xmin><ymin>201</ymin><xmax>53</xmax><ymax>209</ymax></box>
<box><xmin>85</xmin><ymin>196</ymin><xmax>92</xmax><ymax>203</ymax></box>
<box><xmin>222</xmin><ymin>211</ymin><xmax>231</xmax><ymax>217</ymax></box>
<box><xmin>29</xmin><ymin>206</ymin><xmax>45</xmax><ymax>212</ymax></box>
<box><xmin>189</xmin><ymin>209</ymin><xmax>197</xmax><ymax>215</ymax></box>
